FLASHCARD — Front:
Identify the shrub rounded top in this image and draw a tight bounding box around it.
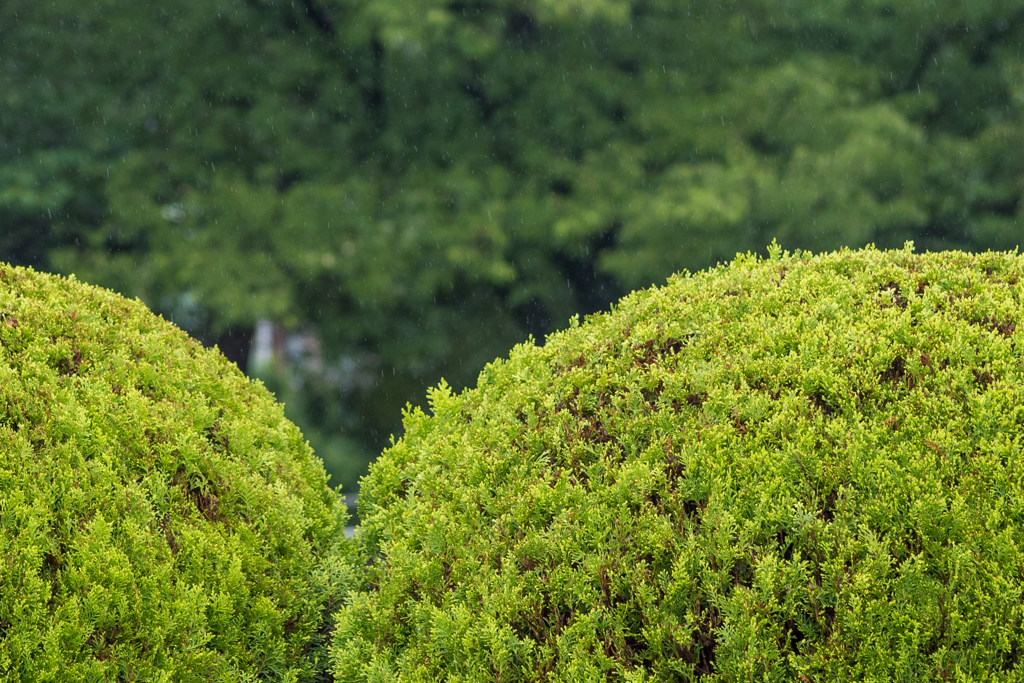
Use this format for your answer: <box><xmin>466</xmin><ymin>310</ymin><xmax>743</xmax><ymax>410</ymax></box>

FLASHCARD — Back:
<box><xmin>0</xmin><ymin>264</ymin><xmax>351</xmax><ymax>681</ymax></box>
<box><xmin>334</xmin><ymin>245</ymin><xmax>1024</xmax><ymax>681</ymax></box>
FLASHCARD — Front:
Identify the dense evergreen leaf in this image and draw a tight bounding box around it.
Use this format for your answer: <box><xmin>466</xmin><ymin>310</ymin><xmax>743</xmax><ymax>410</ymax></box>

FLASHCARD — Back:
<box><xmin>338</xmin><ymin>245</ymin><xmax>1024</xmax><ymax>680</ymax></box>
<box><xmin>0</xmin><ymin>264</ymin><xmax>354</xmax><ymax>680</ymax></box>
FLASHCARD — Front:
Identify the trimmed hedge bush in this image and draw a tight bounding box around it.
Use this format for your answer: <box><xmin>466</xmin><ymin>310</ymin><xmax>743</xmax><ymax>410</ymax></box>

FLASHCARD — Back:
<box><xmin>333</xmin><ymin>244</ymin><xmax>1024</xmax><ymax>681</ymax></box>
<box><xmin>0</xmin><ymin>264</ymin><xmax>354</xmax><ymax>681</ymax></box>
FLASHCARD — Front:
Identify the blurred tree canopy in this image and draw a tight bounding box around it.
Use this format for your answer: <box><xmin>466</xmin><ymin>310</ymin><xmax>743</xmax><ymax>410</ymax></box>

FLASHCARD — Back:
<box><xmin>3</xmin><ymin>0</ymin><xmax>1023</xmax><ymax>489</ymax></box>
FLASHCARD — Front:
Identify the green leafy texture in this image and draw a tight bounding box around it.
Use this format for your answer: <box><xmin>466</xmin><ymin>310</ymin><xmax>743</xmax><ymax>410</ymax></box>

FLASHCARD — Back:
<box><xmin>0</xmin><ymin>264</ymin><xmax>355</xmax><ymax>681</ymax></box>
<box><xmin>4</xmin><ymin>0</ymin><xmax>1024</xmax><ymax>488</ymax></box>
<box><xmin>334</xmin><ymin>245</ymin><xmax>1024</xmax><ymax>681</ymax></box>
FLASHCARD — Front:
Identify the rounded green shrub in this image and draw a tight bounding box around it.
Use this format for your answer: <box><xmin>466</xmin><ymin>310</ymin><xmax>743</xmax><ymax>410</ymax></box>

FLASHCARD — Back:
<box><xmin>333</xmin><ymin>245</ymin><xmax>1024</xmax><ymax>681</ymax></box>
<box><xmin>0</xmin><ymin>265</ymin><xmax>354</xmax><ymax>681</ymax></box>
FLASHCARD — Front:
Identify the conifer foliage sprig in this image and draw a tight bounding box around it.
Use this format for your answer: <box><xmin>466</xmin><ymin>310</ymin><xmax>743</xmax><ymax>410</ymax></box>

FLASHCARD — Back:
<box><xmin>334</xmin><ymin>245</ymin><xmax>1024</xmax><ymax>681</ymax></box>
<box><xmin>0</xmin><ymin>265</ymin><xmax>356</xmax><ymax>681</ymax></box>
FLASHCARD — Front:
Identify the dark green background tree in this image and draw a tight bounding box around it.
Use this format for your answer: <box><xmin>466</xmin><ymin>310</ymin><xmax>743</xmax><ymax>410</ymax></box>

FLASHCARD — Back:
<box><xmin>3</xmin><ymin>0</ymin><xmax>1023</xmax><ymax>491</ymax></box>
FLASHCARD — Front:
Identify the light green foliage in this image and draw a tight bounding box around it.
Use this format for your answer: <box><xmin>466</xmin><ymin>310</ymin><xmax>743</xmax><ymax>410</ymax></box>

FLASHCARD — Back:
<box><xmin>334</xmin><ymin>246</ymin><xmax>1024</xmax><ymax>681</ymax></box>
<box><xmin>4</xmin><ymin>0</ymin><xmax>1024</xmax><ymax>490</ymax></box>
<box><xmin>0</xmin><ymin>265</ymin><xmax>355</xmax><ymax>681</ymax></box>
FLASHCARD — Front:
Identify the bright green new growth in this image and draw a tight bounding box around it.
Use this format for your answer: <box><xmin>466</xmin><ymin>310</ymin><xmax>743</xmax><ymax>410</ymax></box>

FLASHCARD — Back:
<box><xmin>333</xmin><ymin>245</ymin><xmax>1024</xmax><ymax>681</ymax></box>
<box><xmin>0</xmin><ymin>265</ymin><xmax>354</xmax><ymax>681</ymax></box>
